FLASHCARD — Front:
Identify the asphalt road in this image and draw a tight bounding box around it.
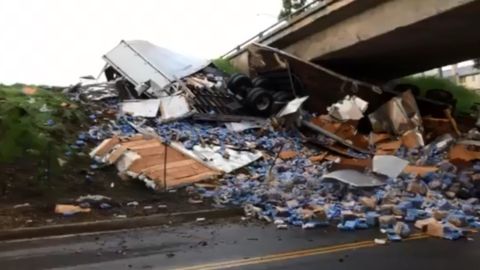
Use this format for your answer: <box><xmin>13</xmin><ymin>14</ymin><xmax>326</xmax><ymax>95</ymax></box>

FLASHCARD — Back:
<box><xmin>0</xmin><ymin>217</ymin><xmax>478</xmax><ymax>270</ymax></box>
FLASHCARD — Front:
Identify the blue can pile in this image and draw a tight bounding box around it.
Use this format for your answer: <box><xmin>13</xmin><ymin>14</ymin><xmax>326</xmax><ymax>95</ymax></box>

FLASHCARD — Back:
<box><xmin>80</xmin><ymin>103</ymin><xmax>480</xmax><ymax>242</ymax></box>
<box><xmin>65</xmin><ymin>40</ymin><xmax>480</xmax><ymax>243</ymax></box>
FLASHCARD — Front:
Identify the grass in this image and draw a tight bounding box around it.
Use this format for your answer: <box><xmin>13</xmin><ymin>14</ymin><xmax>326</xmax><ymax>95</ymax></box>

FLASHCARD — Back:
<box><xmin>0</xmin><ymin>84</ymin><xmax>86</xmax><ymax>183</ymax></box>
<box><xmin>400</xmin><ymin>76</ymin><xmax>480</xmax><ymax>115</ymax></box>
<box><xmin>212</xmin><ymin>58</ymin><xmax>239</xmax><ymax>75</ymax></box>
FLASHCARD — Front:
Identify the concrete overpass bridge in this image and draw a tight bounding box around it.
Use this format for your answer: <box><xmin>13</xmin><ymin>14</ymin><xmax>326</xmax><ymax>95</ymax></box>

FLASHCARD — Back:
<box><xmin>227</xmin><ymin>0</ymin><xmax>480</xmax><ymax>82</ymax></box>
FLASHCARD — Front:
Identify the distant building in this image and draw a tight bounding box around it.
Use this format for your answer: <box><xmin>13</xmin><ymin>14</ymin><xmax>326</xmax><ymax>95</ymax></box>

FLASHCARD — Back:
<box><xmin>443</xmin><ymin>65</ymin><xmax>480</xmax><ymax>91</ymax></box>
<box><xmin>416</xmin><ymin>64</ymin><xmax>480</xmax><ymax>92</ymax></box>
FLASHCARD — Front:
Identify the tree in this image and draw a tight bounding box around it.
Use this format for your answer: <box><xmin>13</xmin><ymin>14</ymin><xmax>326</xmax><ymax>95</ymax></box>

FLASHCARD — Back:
<box><xmin>278</xmin><ymin>0</ymin><xmax>308</xmax><ymax>19</ymax></box>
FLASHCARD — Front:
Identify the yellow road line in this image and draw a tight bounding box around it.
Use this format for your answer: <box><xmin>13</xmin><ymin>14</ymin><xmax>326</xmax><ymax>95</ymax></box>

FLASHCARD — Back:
<box><xmin>172</xmin><ymin>233</ymin><xmax>428</xmax><ymax>270</ymax></box>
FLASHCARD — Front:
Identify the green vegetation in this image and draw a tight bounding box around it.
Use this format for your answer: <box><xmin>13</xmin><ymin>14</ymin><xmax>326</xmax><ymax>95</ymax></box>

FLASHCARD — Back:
<box><xmin>0</xmin><ymin>84</ymin><xmax>86</xmax><ymax>178</ymax></box>
<box><xmin>279</xmin><ymin>0</ymin><xmax>307</xmax><ymax>19</ymax></box>
<box><xmin>212</xmin><ymin>58</ymin><xmax>239</xmax><ymax>75</ymax></box>
<box><xmin>400</xmin><ymin>76</ymin><xmax>480</xmax><ymax>115</ymax></box>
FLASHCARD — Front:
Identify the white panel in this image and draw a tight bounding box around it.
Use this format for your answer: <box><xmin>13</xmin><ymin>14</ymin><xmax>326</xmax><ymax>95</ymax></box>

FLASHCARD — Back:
<box><xmin>103</xmin><ymin>40</ymin><xmax>210</xmax><ymax>91</ymax></box>
<box><xmin>104</xmin><ymin>42</ymin><xmax>170</xmax><ymax>88</ymax></box>
<box><xmin>120</xmin><ymin>99</ymin><xmax>161</xmax><ymax>117</ymax></box>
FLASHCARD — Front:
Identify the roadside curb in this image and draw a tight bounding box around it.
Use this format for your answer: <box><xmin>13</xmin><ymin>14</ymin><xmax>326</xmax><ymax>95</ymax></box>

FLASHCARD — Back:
<box><xmin>0</xmin><ymin>207</ymin><xmax>242</xmax><ymax>241</ymax></box>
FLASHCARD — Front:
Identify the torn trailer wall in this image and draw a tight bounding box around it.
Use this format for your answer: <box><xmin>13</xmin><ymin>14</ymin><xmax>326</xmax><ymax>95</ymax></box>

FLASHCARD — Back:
<box><xmin>102</xmin><ymin>40</ymin><xmax>268</xmax><ymax>120</ymax></box>
<box><xmin>239</xmin><ymin>43</ymin><xmax>454</xmax><ymax>120</ymax></box>
<box><xmin>244</xmin><ymin>43</ymin><xmax>382</xmax><ymax>114</ymax></box>
<box><xmin>103</xmin><ymin>40</ymin><xmax>210</xmax><ymax>96</ymax></box>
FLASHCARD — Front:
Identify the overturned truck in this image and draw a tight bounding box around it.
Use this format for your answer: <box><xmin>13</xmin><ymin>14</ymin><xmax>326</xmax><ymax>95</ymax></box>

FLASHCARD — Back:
<box><xmin>71</xmin><ymin>39</ymin><xmax>480</xmax><ymax>242</ymax></box>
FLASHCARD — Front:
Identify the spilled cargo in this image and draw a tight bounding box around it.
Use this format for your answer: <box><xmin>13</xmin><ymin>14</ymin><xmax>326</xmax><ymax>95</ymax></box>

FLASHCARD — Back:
<box><xmin>69</xmin><ymin>40</ymin><xmax>480</xmax><ymax>243</ymax></box>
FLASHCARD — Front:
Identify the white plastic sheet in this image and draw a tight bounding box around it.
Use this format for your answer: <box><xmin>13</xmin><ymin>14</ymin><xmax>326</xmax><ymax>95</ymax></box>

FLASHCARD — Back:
<box><xmin>373</xmin><ymin>155</ymin><xmax>409</xmax><ymax>178</ymax></box>
<box><xmin>120</xmin><ymin>99</ymin><xmax>161</xmax><ymax>117</ymax></box>
<box><xmin>171</xmin><ymin>142</ymin><xmax>263</xmax><ymax>173</ymax></box>
<box><xmin>159</xmin><ymin>95</ymin><xmax>191</xmax><ymax>121</ymax></box>
<box><xmin>276</xmin><ymin>96</ymin><xmax>309</xmax><ymax>117</ymax></box>
<box><xmin>327</xmin><ymin>95</ymin><xmax>368</xmax><ymax>121</ymax></box>
<box><xmin>225</xmin><ymin>120</ymin><xmax>266</xmax><ymax>132</ymax></box>
<box><xmin>322</xmin><ymin>169</ymin><xmax>385</xmax><ymax>187</ymax></box>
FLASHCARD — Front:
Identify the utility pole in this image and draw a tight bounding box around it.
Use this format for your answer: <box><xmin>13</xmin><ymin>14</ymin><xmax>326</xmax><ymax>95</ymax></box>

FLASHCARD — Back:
<box><xmin>452</xmin><ymin>64</ymin><xmax>459</xmax><ymax>84</ymax></box>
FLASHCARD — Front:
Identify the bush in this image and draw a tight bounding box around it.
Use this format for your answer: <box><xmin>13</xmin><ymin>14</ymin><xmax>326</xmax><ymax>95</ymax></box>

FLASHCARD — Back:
<box><xmin>212</xmin><ymin>58</ymin><xmax>239</xmax><ymax>75</ymax></box>
<box><xmin>400</xmin><ymin>76</ymin><xmax>480</xmax><ymax>115</ymax></box>
<box><xmin>0</xmin><ymin>84</ymin><xmax>85</xmax><ymax>175</ymax></box>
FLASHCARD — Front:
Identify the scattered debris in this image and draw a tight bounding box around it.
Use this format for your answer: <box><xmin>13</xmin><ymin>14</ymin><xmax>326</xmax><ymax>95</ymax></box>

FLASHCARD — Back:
<box><xmin>121</xmin><ymin>99</ymin><xmax>161</xmax><ymax>117</ymax></box>
<box><xmin>449</xmin><ymin>144</ymin><xmax>480</xmax><ymax>162</ymax></box>
<box><xmin>76</xmin><ymin>195</ymin><xmax>112</xmax><ymax>203</ymax></box>
<box><xmin>403</xmin><ymin>165</ymin><xmax>438</xmax><ymax>176</ymax></box>
<box><xmin>13</xmin><ymin>203</ymin><xmax>31</xmax><ymax>209</ymax></box>
<box><xmin>372</xmin><ymin>155</ymin><xmax>409</xmax><ymax>178</ymax></box>
<box><xmin>327</xmin><ymin>95</ymin><xmax>368</xmax><ymax>121</ymax></box>
<box><xmin>374</xmin><ymin>238</ymin><xmax>387</xmax><ymax>245</ymax></box>
<box><xmin>22</xmin><ymin>86</ymin><xmax>38</xmax><ymax>95</ymax></box>
<box><xmin>57</xmin><ymin>158</ymin><xmax>67</xmax><ymax>167</ymax></box>
<box><xmin>60</xmin><ymin>40</ymin><xmax>480</xmax><ymax>243</ymax></box>
<box><xmin>55</xmin><ymin>204</ymin><xmax>91</xmax><ymax>215</ymax></box>
<box><xmin>322</xmin><ymin>170</ymin><xmax>385</xmax><ymax>187</ymax></box>
<box><xmin>188</xmin><ymin>198</ymin><xmax>203</xmax><ymax>204</ymax></box>
<box><xmin>279</xmin><ymin>150</ymin><xmax>298</xmax><ymax>160</ymax></box>
<box><xmin>127</xmin><ymin>201</ymin><xmax>139</xmax><ymax>207</ymax></box>
<box><xmin>158</xmin><ymin>95</ymin><xmax>191</xmax><ymax>121</ymax></box>
<box><xmin>103</xmin><ymin>40</ymin><xmax>210</xmax><ymax>95</ymax></box>
<box><xmin>401</xmin><ymin>130</ymin><xmax>424</xmax><ymax>149</ymax></box>
<box><xmin>369</xmin><ymin>91</ymin><xmax>421</xmax><ymax>135</ymax></box>
<box><xmin>225</xmin><ymin>120</ymin><xmax>266</xmax><ymax>132</ymax></box>
<box><xmin>90</xmin><ymin>135</ymin><xmax>221</xmax><ymax>190</ymax></box>
<box><xmin>276</xmin><ymin>96</ymin><xmax>309</xmax><ymax>118</ymax></box>
<box><xmin>39</xmin><ymin>104</ymin><xmax>52</xmax><ymax>113</ymax></box>
<box><xmin>99</xmin><ymin>202</ymin><xmax>112</xmax><ymax>209</ymax></box>
<box><xmin>171</xmin><ymin>142</ymin><xmax>263</xmax><ymax>174</ymax></box>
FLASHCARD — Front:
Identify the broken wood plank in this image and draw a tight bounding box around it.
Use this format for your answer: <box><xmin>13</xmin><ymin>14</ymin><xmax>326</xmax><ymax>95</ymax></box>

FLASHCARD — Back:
<box><xmin>142</xmin><ymin>159</ymin><xmax>198</xmax><ymax>173</ymax></box>
<box><xmin>163</xmin><ymin>171</ymin><xmax>220</xmax><ymax>188</ymax></box>
<box><xmin>403</xmin><ymin>165</ymin><xmax>438</xmax><ymax>176</ymax></box>
<box><xmin>376</xmin><ymin>140</ymin><xmax>402</xmax><ymax>155</ymax></box>
<box><xmin>91</xmin><ymin>136</ymin><xmax>120</xmax><ymax>157</ymax></box>
<box><xmin>145</xmin><ymin>164</ymin><xmax>210</xmax><ymax>178</ymax></box>
<box><xmin>135</xmin><ymin>146</ymin><xmax>166</xmax><ymax>156</ymax></box>
<box><xmin>279</xmin><ymin>150</ymin><xmax>297</xmax><ymax>160</ymax></box>
<box><xmin>107</xmin><ymin>146</ymin><xmax>128</xmax><ymax>164</ymax></box>
<box><xmin>449</xmin><ymin>144</ymin><xmax>480</xmax><ymax>162</ymax></box>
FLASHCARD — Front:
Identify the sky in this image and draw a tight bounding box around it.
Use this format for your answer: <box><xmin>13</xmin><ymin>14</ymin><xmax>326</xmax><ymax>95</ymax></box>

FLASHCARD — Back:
<box><xmin>0</xmin><ymin>0</ymin><xmax>281</xmax><ymax>86</ymax></box>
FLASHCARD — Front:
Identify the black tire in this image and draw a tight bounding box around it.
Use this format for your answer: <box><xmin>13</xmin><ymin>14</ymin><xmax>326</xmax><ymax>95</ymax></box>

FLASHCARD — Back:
<box><xmin>272</xmin><ymin>91</ymin><xmax>294</xmax><ymax>102</ymax></box>
<box><xmin>426</xmin><ymin>88</ymin><xmax>457</xmax><ymax>111</ymax></box>
<box><xmin>425</xmin><ymin>89</ymin><xmax>454</xmax><ymax>102</ymax></box>
<box><xmin>252</xmin><ymin>76</ymin><xmax>271</xmax><ymax>89</ymax></box>
<box><xmin>246</xmin><ymin>88</ymin><xmax>273</xmax><ymax>116</ymax></box>
<box><xmin>253</xmin><ymin>71</ymin><xmax>305</xmax><ymax>94</ymax></box>
<box><xmin>393</xmin><ymin>83</ymin><xmax>420</xmax><ymax>96</ymax></box>
<box><xmin>227</xmin><ymin>73</ymin><xmax>242</xmax><ymax>90</ymax></box>
<box><xmin>228</xmin><ymin>73</ymin><xmax>253</xmax><ymax>97</ymax></box>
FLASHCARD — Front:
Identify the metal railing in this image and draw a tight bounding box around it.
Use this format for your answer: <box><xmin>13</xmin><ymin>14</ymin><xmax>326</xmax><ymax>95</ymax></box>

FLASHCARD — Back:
<box><xmin>221</xmin><ymin>0</ymin><xmax>338</xmax><ymax>59</ymax></box>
